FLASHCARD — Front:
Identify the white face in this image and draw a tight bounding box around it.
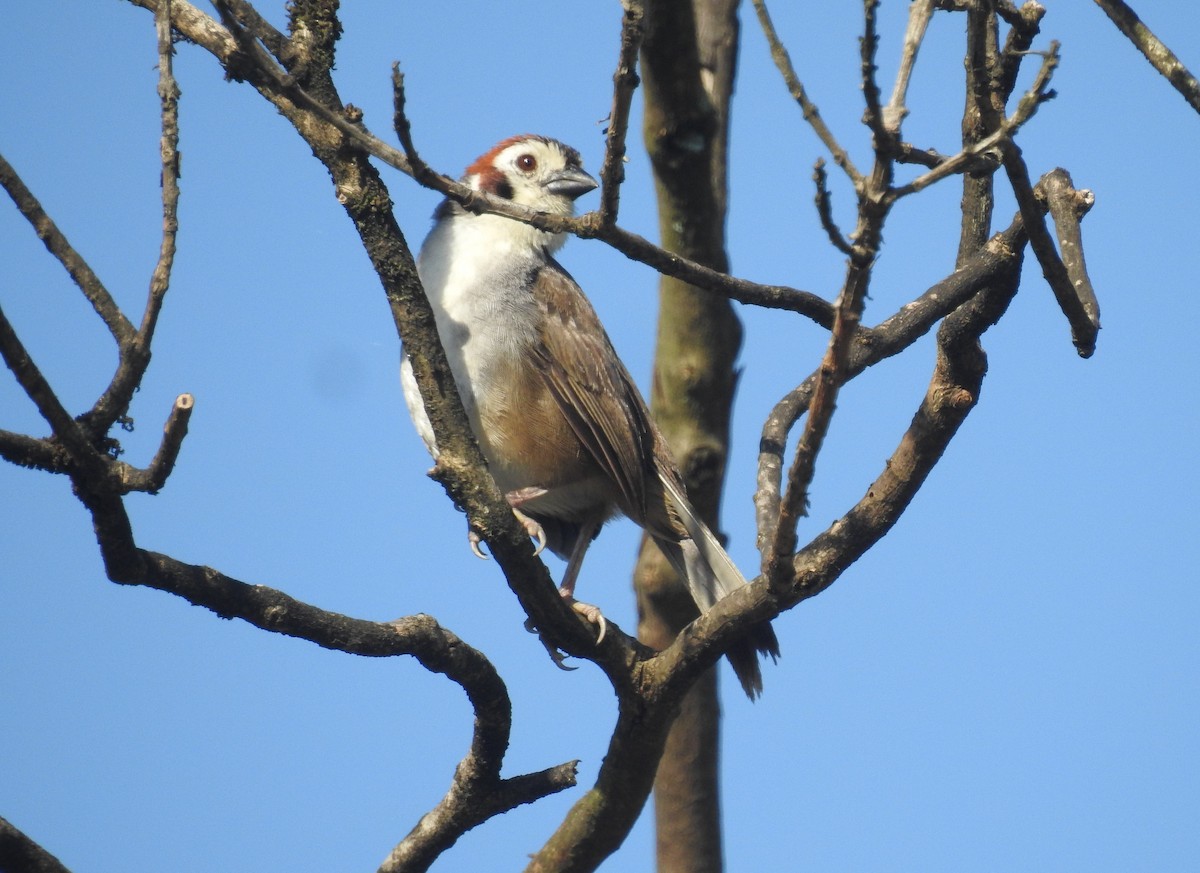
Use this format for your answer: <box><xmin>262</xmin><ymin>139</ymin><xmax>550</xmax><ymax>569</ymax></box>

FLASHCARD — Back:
<box><xmin>466</xmin><ymin>137</ymin><xmax>595</xmax><ymax>216</ymax></box>
<box><xmin>494</xmin><ymin>140</ymin><xmax>577</xmax><ymax>213</ymax></box>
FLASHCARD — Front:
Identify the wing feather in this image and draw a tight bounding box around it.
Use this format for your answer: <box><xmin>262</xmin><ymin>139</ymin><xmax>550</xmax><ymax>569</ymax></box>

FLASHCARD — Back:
<box><xmin>528</xmin><ymin>262</ymin><xmax>657</xmax><ymax>522</ymax></box>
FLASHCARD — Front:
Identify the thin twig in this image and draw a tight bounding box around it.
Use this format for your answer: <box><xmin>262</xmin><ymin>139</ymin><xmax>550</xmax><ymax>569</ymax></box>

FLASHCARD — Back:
<box><xmin>1094</xmin><ymin>0</ymin><xmax>1200</xmax><ymax>115</ymax></box>
<box><xmin>759</xmin><ymin>0</ymin><xmax>900</xmax><ymax>585</ymax></box>
<box><xmin>883</xmin><ymin>0</ymin><xmax>935</xmax><ymax>133</ymax></box>
<box><xmin>114</xmin><ymin>393</ymin><xmax>195</xmax><ymax>493</ymax></box>
<box><xmin>388</xmin><ymin>79</ymin><xmax>837</xmax><ymax>326</ymax></box>
<box><xmin>755</xmin><ymin>216</ymin><xmax>1029</xmax><ymax>554</ymax></box>
<box><xmin>860</xmin><ymin>0</ymin><xmax>891</xmax><ymax>152</ymax></box>
<box><xmin>0</xmin><ymin>151</ymin><xmax>133</xmax><ymax>344</ymax></box>
<box><xmin>81</xmin><ymin>0</ymin><xmax>185</xmax><ymax>437</ymax></box>
<box><xmin>140</xmin><ymin>0</ymin><xmax>181</xmax><ymax>342</ymax></box>
<box><xmin>600</xmin><ymin>220</ymin><xmax>835</xmax><ymax>324</ymax></box>
<box><xmin>895</xmin><ymin>142</ymin><xmax>949</xmax><ymax>168</ymax></box>
<box><xmin>751</xmin><ymin>0</ymin><xmax>863</xmax><ymax>187</ymax></box>
<box><xmin>391</xmin><ymin>65</ymin><xmax>442</xmax><ymax>188</ymax></box>
<box><xmin>890</xmin><ymin>41</ymin><xmax>1059</xmax><ymax>199</ymax></box>
<box><xmin>813</xmin><ymin>160</ymin><xmax>854</xmax><ymax>255</ymax></box>
<box><xmin>0</xmin><ymin>304</ymin><xmax>103</xmax><ymax>473</ymax></box>
<box><xmin>762</xmin><ymin>265</ymin><xmax>869</xmax><ymax>587</ymax></box>
<box><xmin>597</xmin><ymin>0</ymin><xmax>645</xmax><ymax>225</ymax></box>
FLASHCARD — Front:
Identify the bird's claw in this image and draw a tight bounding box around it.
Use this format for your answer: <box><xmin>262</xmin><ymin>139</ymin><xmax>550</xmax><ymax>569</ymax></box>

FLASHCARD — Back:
<box><xmin>511</xmin><ymin>507</ymin><xmax>547</xmax><ymax>557</ymax></box>
<box><xmin>468</xmin><ymin>511</ymin><xmax>544</xmax><ymax>559</ymax></box>
<box><xmin>561</xmin><ymin>590</ymin><xmax>607</xmax><ymax>645</ymax></box>
<box><xmin>524</xmin><ymin>617</ymin><xmax>578</xmax><ymax>671</ymax></box>
<box><xmin>504</xmin><ymin>489</ymin><xmax>549</xmax><ymax>557</ymax></box>
<box><xmin>468</xmin><ymin>528</ymin><xmax>490</xmax><ymax>560</ymax></box>
<box><xmin>522</xmin><ymin>587</ymin><xmax>607</xmax><ymax>673</ymax></box>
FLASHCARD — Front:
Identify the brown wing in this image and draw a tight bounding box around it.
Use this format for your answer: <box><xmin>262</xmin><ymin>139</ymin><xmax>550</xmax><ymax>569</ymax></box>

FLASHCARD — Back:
<box><xmin>527</xmin><ymin>260</ymin><xmax>661</xmax><ymax>525</ymax></box>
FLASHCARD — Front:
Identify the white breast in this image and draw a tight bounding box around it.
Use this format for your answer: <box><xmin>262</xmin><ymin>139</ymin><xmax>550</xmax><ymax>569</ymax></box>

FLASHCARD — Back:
<box><xmin>402</xmin><ymin>212</ymin><xmax>551</xmax><ymax>458</ymax></box>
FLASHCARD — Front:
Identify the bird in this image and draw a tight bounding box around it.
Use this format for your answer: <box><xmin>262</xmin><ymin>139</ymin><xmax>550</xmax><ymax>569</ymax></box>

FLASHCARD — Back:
<box><xmin>400</xmin><ymin>134</ymin><xmax>779</xmax><ymax>698</ymax></box>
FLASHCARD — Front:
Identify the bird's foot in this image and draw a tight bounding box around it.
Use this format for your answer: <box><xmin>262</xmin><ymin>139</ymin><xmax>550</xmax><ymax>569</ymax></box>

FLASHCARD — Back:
<box><xmin>524</xmin><ymin>617</ymin><xmax>578</xmax><ymax>671</ymax></box>
<box><xmin>560</xmin><ymin>589</ymin><xmax>607</xmax><ymax>645</ymax></box>
<box><xmin>465</xmin><ymin>506</ymin><xmax>547</xmax><ymax>559</ymax></box>
<box><xmin>521</xmin><ymin>588</ymin><xmax>607</xmax><ymax>672</ymax></box>
<box><xmin>511</xmin><ymin>507</ymin><xmax>547</xmax><ymax>556</ymax></box>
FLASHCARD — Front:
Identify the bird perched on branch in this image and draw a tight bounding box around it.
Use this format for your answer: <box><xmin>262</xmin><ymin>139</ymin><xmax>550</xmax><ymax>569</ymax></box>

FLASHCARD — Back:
<box><xmin>401</xmin><ymin>134</ymin><xmax>779</xmax><ymax>698</ymax></box>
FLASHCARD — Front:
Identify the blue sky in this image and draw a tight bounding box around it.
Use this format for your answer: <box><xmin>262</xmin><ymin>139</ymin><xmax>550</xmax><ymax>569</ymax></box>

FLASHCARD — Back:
<box><xmin>2</xmin><ymin>2</ymin><xmax>1197</xmax><ymax>871</ymax></box>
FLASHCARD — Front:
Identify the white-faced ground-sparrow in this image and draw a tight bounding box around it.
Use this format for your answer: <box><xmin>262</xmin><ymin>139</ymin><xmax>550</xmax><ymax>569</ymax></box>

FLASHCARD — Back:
<box><xmin>401</xmin><ymin>135</ymin><xmax>779</xmax><ymax>697</ymax></box>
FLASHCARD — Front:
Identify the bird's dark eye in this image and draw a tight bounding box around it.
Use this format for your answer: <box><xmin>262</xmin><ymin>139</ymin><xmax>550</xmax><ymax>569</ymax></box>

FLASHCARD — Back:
<box><xmin>516</xmin><ymin>153</ymin><xmax>537</xmax><ymax>173</ymax></box>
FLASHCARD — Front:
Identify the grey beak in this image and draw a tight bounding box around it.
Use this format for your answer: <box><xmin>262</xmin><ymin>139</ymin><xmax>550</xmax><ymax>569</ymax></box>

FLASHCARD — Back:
<box><xmin>546</xmin><ymin>166</ymin><xmax>598</xmax><ymax>201</ymax></box>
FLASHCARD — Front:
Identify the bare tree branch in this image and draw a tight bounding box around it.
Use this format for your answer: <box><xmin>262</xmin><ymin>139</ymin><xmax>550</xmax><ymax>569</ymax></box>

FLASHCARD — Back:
<box><xmin>68</xmin><ymin>479</ymin><xmax>580</xmax><ymax>868</ymax></box>
<box><xmin>998</xmin><ymin>1</ymin><xmax>1046</xmax><ymax>97</ymax></box>
<box><xmin>1094</xmin><ymin>0</ymin><xmax>1200</xmax><ymax>114</ymax></box>
<box><xmin>0</xmin><ymin>152</ymin><xmax>133</xmax><ymax>344</ymax></box>
<box><xmin>140</xmin><ymin>0</ymin><xmax>180</xmax><ymax>343</ymax></box>
<box><xmin>673</xmin><ymin>217</ymin><xmax>1028</xmax><ymax>686</ymax></box>
<box><xmin>0</xmin><ymin>817</ymin><xmax>73</xmax><ymax>873</ymax></box>
<box><xmin>812</xmin><ymin>159</ymin><xmax>855</xmax><ymax>255</ymax></box>
<box><xmin>84</xmin><ymin>0</ymin><xmax>184</xmax><ymax>436</ymax></box>
<box><xmin>1041</xmin><ymin>167</ymin><xmax>1099</xmax><ymax>332</ymax></box>
<box><xmin>1003</xmin><ymin>151</ymin><xmax>1100</xmax><ymax>356</ymax></box>
<box><xmin>0</xmin><ymin>304</ymin><xmax>106</xmax><ymax>475</ymax></box>
<box><xmin>0</xmin><ymin>427</ymin><xmax>66</xmax><ymax>473</ymax></box>
<box><xmin>4</xmin><ymin>3</ymin><xmax>1115</xmax><ymax>870</ymax></box>
<box><xmin>218</xmin><ymin>0</ymin><xmax>290</xmax><ymax>63</ymax></box>
<box><xmin>884</xmin><ymin>0</ymin><xmax>935</xmax><ymax>133</ymax></box>
<box><xmin>762</xmin><ymin>0</ymin><xmax>898</xmax><ymax>588</ymax></box>
<box><xmin>750</xmin><ymin>0</ymin><xmax>864</xmax><ymax>187</ymax></box>
<box><xmin>956</xmin><ymin>1</ymin><xmax>1003</xmax><ymax>260</ymax></box>
<box><xmin>890</xmin><ymin>41</ymin><xmax>1060</xmax><ymax>200</ymax></box>
<box><xmin>859</xmin><ymin>0</ymin><xmax>890</xmax><ymax>153</ymax></box>
<box><xmin>755</xmin><ymin>216</ymin><xmax>1028</xmax><ymax>556</ymax></box>
<box><xmin>381</xmin><ymin>761</ymin><xmax>580</xmax><ymax>873</ymax></box>
<box><xmin>113</xmin><ymin>392</ymin><xmax>195</xmax><ymax>493</ymax></box>
<box><xmin>596</xmin><ymin>0</ymin><xmax>645</xmax><ymax>225</ymax></box>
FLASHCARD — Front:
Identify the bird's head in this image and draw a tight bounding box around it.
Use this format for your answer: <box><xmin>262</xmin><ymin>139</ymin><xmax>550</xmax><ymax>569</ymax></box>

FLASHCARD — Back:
<box><xmin>463</xmin><ymin>135</ymin><xmax>597</xmax><ymax>216</ymax></box>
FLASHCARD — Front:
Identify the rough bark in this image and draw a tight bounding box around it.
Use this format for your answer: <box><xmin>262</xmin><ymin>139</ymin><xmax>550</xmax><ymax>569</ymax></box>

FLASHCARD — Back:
<box><xmin>637</xmin><ymin>1</ymin><xmax>741</xmax><ymax>870</ymax></box>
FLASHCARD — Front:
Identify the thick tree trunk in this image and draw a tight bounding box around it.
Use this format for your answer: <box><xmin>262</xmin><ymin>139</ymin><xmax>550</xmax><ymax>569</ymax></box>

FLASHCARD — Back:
<box><xmin>637</xmin><ymin>1</ymin><xmax>741</xmax><ymax>871</ymax></box>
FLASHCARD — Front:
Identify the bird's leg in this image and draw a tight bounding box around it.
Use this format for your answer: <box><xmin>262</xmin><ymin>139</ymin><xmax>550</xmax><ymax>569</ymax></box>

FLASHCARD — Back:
<box><xmin>557</xmin><ymin>519</ymin><xmax>606</xmax><ymax>644</ymax></box>
<box><xmin>520</xmin><ymin>514</ymin><xmax>607</xmax><ymax>660</ymax></box>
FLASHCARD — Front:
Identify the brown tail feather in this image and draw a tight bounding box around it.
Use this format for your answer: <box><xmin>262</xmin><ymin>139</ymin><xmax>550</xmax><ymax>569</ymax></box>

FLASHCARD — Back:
<box><xmin>656</xmin><ymin>475</ymin><xmax>781</xmax><ymax>700</ymax></box>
